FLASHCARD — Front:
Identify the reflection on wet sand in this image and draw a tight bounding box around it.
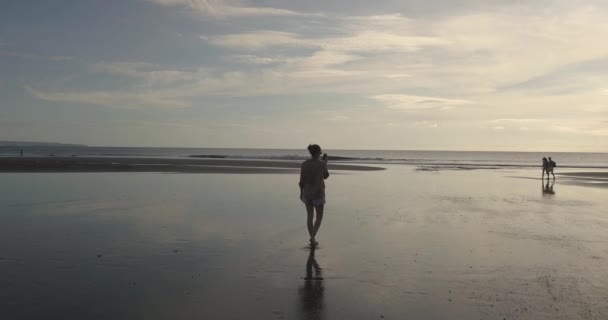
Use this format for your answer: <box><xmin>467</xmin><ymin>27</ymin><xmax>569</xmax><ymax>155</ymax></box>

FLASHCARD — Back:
<box><xmin>542</xmin><ymin>178</ymin><xmax>555</xmax><ymax>196</ymax></box>
<box><xmin>298</xmin><ymin>246</ymin><xmax>325</xmax><ymax>320</ymax></box>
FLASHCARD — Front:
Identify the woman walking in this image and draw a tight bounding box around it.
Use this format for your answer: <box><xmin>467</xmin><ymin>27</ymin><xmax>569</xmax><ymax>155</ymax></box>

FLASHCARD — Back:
<box><xmin>299</xmin><ymin>144</ymin><xmax>330</xmax><ymax>247</ymax></box>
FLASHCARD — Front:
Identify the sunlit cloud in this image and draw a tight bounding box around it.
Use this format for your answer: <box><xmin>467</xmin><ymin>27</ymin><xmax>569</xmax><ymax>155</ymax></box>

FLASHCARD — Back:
<box><xmin>202</xmin><ymin>31</ymin><xmax>312</xmax><ymax>49</ymax></box>
<box><xmin>371</xmin><ymin>94</ymin><xmax>472</xmax><ymax>110</ymax></box>
<box><xmin>490</xmin><ymin>119</ymin><xmax>545</xmax><ymax>124</ymax></box>
<box><xmin>145</xmin><ymin>0</ymin><xmax>312</xmax><ymax>17</ymax></box>
<box><xmin>414</xmin><ymin>121</ymin><xmax>439</xmax><ymax>128</ymax></box>
<box><xmin>228</xmin><ymin>55</ymin><xmax>283</xmax><ymax>65</ymax></box>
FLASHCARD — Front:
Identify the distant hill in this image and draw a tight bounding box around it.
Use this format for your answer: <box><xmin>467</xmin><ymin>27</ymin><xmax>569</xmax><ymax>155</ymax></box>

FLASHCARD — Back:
<box><xmin>0</xmin><ymin>141</ymin><xmax>88</xmax><ymax>147</ymax></box>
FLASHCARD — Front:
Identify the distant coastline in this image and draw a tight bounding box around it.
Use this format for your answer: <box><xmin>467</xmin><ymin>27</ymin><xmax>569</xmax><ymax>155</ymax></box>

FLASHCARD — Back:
<box><xmin>0</xmin><ymin>141</ymin><xmax>88</xmax><ymax>147</ymax></box>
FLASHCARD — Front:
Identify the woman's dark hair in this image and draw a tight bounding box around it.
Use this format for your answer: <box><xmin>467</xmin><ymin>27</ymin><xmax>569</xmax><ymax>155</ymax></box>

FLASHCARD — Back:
<box><xmin>307</xmin><ymin>144</ymin><xmax>321</xmax><ymax>156</ymax></box>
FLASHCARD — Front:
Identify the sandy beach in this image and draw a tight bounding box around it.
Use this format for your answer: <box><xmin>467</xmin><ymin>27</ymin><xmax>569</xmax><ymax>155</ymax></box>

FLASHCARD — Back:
<box><xmin>1</xmin><ymin>163</ymin><xmax>607</xmax><ymax>319</ymax></box>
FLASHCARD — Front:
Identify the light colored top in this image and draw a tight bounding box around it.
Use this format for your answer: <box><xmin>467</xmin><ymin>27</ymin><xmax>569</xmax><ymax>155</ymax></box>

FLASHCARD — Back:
<box><xmin>299</xmin><ymin>159</ymin><xmax>330</xmax><ymax>200</ymax></box>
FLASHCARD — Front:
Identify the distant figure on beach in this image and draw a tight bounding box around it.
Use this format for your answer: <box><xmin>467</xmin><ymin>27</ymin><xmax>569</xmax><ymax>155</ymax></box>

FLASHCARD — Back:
<box><xmin>542</xmin><ymin>157</ymin><xmax>549</xmax><ymax>178</ymax></box>
<box><xmin>20</xmin><ymin>149</ymin><xmax>23</xmax><ymax>157</ymax></box>
<box><xmin>299</xmin><ymin>144</ymin><xmax>330</xmax><ymax>247</ymax></box>
<box><xmin>547</xmin><ymin>157</ymin><xmax>556</xmax><ymax>179</ymax></box>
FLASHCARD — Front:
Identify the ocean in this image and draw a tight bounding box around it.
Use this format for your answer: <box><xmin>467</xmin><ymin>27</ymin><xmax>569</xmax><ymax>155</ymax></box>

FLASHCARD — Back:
<box><xmin>1</xmin><ymin>146</ymin><xmax>606</xmax><ymax>168</ymax></box>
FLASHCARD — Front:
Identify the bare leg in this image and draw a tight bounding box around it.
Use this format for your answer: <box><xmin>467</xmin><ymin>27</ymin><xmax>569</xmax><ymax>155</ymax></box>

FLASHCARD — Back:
<box><xmin>312</xmin><ymin>205</ymin><xmax>324</xmax><ymax>239</ymax></box>
<box><xmin>306</xmin><ymin>204</ymin><xmax>315</xmax><ymax>242</ymax></box>
<box><xmin>551</xmin><ymin>169</ymin><xmax>555</xmax><ymax>179</ymax></box>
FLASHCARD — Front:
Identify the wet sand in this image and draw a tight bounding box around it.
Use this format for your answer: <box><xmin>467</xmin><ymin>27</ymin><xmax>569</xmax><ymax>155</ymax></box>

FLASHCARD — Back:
<box><xmin>556</xmin><ymin>172</ymin><xmax>608</xmax><ymax>188</ymax></box>
<box><xmin>0</xmin><ymin>166</ymin><xmax>607</xmax><ymax>319</ymax></box>
<box><xmin>0</xmin><ymin>157</ymin><xmax>384</xmax><ymax>173</ymax></box>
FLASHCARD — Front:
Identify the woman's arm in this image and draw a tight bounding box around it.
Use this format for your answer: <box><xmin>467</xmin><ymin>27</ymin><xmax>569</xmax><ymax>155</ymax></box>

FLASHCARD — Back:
<box><xmin>323</xmin><ymin>161</ymin><xmax>330</xmax><ymax>179</ymax></box>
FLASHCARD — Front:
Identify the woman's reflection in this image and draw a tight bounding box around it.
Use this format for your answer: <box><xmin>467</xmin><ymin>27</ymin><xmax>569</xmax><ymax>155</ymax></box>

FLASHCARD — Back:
<box><xmin>298</xmin><ymin>247</ymin><xmax>325</xmax><ymax>320</ymax></box>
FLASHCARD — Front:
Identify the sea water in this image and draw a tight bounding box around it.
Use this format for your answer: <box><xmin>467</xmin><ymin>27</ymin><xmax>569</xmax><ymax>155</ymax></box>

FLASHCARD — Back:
<box><xmin>1</xmin><ymin>146</ymin><xmax>607</xmax><ymax>168</ymax></box>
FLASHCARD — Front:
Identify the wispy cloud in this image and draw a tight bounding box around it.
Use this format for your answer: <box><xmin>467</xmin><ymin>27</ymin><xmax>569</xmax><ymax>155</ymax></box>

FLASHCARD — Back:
<box><xmin>550</xmin><ymin>125</ymin><xmax>579</xmax><ymax>134</ymax></box>
<box><xmin>414</xmin><ymin>121</ymin><xmax>439</xmax><ymax>128</ymax></box>
<box><xmin>371</xmin><ymin>94</ymin><xmax>472</xmax><ymax>110</ymax></box>
<box><xmin>25</xmin><ymin>86</ymin><xmax>189</xmax><ymax>109</ymax></box>
<box><xmin>91</xmin><ymin>62</ymin><xmax>199</xmax><ymax>86</ymax></box>
<box><xmin>229</xmin><ymin>55</ymin><xmax>283</xmax><ymax>65</ymax></box>
<box><xmin>590</xmin><ymin>128</ymin><xmax>608</xmax><ymax>136</ymax></box>
<box><xmin>490</xmin><ymin>118</ymin><xmax>545</xmax><ymax>124</ymax></box>
<box><xmin>145</xmin><ymin>0</ymin><xmax>311</xmax><ymax>17</ymax></box>
<box><xmin>202</xmin><ymin>31</ymin><xmax>311</xmax><ymax>49</ymax></box>
<box><xmin>202</xmin><ymin>30</ymin><xmax>447</xmax><ymax>53</ymax></box>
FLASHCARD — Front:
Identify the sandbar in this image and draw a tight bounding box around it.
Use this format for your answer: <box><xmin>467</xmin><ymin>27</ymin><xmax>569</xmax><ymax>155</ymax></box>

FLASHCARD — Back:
<box><xmin>0</xmin><ymin>157</ymin><xmax>385</xmax><ymax>173</ymax></box>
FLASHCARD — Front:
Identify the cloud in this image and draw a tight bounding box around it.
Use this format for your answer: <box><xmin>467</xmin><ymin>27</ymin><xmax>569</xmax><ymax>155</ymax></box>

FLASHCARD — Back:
<box><xmin>414</xmin><ymin>121</ymin><xmax>439</xmax><ymax>128</ymax></box>
<box><xmin>25</xmin><ymin>86</ymin><xmax>189</xmax><ymax>109</ymax></box>
<box><xmin>30</xmin><ymin>3</ymin><xmax>608</xmax><ymax>110</ymax></box>
<box><xmin>490</xmin><ymin>118</ymin><xmax>545</xmax><ymax>124</ymax></box>
<box><xmin>203</xmin><ymin>31</ymin><xmax>311</xmax><ymax>49</ymax></box>
<box><xmin>371</xmin><ymin>94</ymin><xmax>472</xmax><ymax>110</ymax></box>
<box><xmin>91</xmin><ymin>62</ymin><xmax>198</xmax><ymax>86</ymax></box>
<box><xmin>590</xmin><ymin>128</ymin><xmax>608</xmax><ymax>136</ymax></box>
<box><xmin>582</xmin><ymin>105</ymin><xmax>608</xmax><ymax>113</ymax></box>
<box><xmin>321</xmin><ymin>32</ymin><xmax>448</xmax><ymax>53</ymax></box>
<box><xmin>145</xmin><ymin>0</ymin><xmax>310</xmax><ymax>17</ymax></box>
<box><xmin>497</xmin><ymin>57</ymin><xmax>608</xmax><ymax>95</ymax></box>
<box><xmin>203</xmin><ymin>30</ymin><xmax>447</xmax><ymax>53</ymax></box>
<box><xmin>229</xmin><ymin>55</ymin><xmax>283</xmax><ymax>65</ymax></box>
<box><xmin>197</xmin><ymin>15</ymin><xmax>447</xmax><ymax>94</ymax></box>
<box><xmin>550</xmin><ymin>125</ymin><xmax>579</xmax><ymax>134</ymax></box>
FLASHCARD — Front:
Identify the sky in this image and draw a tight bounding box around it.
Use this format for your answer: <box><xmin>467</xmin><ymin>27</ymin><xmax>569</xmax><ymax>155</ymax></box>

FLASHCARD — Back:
<box><xmin>1</xmin><ymin>0</ymin><xmax>607</xmax><ymax>151</ymax></box>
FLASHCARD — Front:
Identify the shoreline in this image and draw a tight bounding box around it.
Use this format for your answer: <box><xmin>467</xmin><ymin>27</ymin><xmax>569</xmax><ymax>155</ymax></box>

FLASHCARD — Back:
<box><xmin>0</xmin><ymin>157</ymin><xmax>385</xmax><ymax>173</ymax></box>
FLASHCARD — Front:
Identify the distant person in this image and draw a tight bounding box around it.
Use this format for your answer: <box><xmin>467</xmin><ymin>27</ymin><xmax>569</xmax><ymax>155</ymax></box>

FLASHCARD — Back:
<box><xmin>547</xmin><ymin>157</ymin><xmax>556</xmax><ymax>179</ymax></box>
<box><xmin>299</xmin><ymin>144</ymin><xmax>330</xmax><ymax>247</ymax></box>
<box><xmin>20</xmin><ymin>149</ymin><xmax>23</xmax><ymax>157</ymax></box>
<box><xmin>542</xmin><ymin>157</ymin><xmax>549</xmax><ymax>179</ymax></box>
